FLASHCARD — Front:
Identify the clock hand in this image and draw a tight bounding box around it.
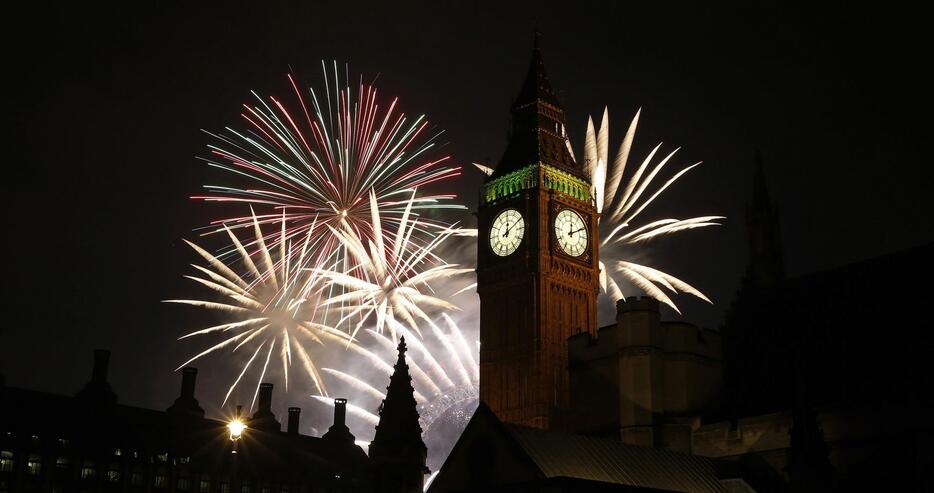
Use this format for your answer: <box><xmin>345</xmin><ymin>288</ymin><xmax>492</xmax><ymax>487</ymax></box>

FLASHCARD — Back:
<box><xmin>568</xmin><ymin>226</ymin><xmax>585</xmax><ymax>237</ymax></box>
<box><xmin>503</xmin><ymin>220</ymin><xmax>517</xmax><ymax>237</ymax></box>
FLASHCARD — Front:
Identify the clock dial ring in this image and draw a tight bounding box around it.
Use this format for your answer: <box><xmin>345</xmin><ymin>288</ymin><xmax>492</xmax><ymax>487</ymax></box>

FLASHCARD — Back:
<box><xmin>489</xmin><ymin>208</ymin><xmax>525</xmax><ymax>256</ymax></box>
<box><xmin>554</xmin><ymin>208</ymin><xmax>588</xmax><ymax>257</ymax></box>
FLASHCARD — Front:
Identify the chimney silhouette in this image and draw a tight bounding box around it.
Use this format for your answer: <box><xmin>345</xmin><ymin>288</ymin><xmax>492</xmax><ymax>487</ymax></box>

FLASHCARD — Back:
<box><xmin>249</xmin><ymin>383</ymin><xmax>281</xmax><ymax>432</ymax></box>
<box><xmin>167</xmin><ymin>367</ymin><xmax>205</xmax><ymax>418</ymax></box>
<box><xmin>287</xmin><ymin>407</ymin><xmax>301</xmax><ymax>435</ymax></box>
<box><xmin>323</xmin><ymin>398</ymin><xmax>355</xmax><ymax>444</ymax></box>
<box><xmin>91</xmin><ymin>349</ymin><xmax>109</xmax><ymax>383</ymax></box>
<box><xmin>76</xmin><ymin>349</ymin><xmax>117</xmax><ymax>406</ymax></box>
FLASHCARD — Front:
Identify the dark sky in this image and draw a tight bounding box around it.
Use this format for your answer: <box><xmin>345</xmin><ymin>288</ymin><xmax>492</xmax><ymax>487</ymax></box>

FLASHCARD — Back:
<box><xmin>3</xmin><ymin>2</ymin><xmax>932</xmax><ymax>415</ymax></box>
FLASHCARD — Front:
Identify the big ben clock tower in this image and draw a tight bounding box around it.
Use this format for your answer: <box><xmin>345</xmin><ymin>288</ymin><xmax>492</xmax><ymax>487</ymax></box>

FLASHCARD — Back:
<box><xmin>477</xmin><ymin>38</ymin><xmax>600</xmax><ymax>430</ymax></box>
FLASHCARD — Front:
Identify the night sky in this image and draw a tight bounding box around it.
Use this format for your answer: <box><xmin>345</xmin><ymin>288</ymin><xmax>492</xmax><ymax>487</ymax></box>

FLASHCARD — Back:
<box><xmin>4</xmin><ymin>2</ymin><xmax>932</xmax><ymax>417</ymax></box>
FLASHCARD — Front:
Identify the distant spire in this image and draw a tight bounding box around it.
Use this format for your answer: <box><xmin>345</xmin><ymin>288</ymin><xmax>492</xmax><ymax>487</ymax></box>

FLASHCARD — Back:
<box><xmin>369</xmin><ymin>337</ymin><xmax>429</xmax><ymax>493</ymax></box>
<box><xmin>745</xmin><ymin>151</ymin><xmax>785</xmax><ymax>288</ymax></box>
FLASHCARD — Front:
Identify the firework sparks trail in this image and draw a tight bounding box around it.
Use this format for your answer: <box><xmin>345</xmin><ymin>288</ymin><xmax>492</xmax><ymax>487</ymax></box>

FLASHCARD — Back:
<box><xmin>164</xmin><ymin>211</ymin><xmax>358</xmax><ymax>407</ymax></box>
<box><xmin>312</xmin><ymin>313</ymin><xmax>479</xmax><ymax>439</ymax></box>
<box><xmin>194</xmin><ymin>61</ymin><xmax>467</xmax><ymax>329</ymax></box>
<box><xmin>312</xmin><ymin>190</ymin><xmax>474</xmax><ymax>342</ymax></box>
<box><xmin>475</xmin><ymin>109</ymin><xmax>723</xmax><ymax>313</ymax></box>
<box><xmin>584</xmin><ymin>108</ymin><xmax>723</xmax><ymax>313</ymax></box>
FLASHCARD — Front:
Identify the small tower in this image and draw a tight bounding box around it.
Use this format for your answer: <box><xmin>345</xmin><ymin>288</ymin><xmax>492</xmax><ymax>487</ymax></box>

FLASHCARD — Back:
<box><xmin>369</xmin><ymin>337</ymin><xmax>429</xmax><ymax>493</ymax></box>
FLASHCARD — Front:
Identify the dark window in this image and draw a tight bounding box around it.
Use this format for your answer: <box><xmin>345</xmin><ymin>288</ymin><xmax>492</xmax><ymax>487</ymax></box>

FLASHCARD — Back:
<box><xmin>199</xmin><ymin>479</ymin><xmax>211</xmax><ymax>493</ymax></box>
<box><xmin>178</xmin><ymin>477</ymin><xmax>191</xmax><ymax>490</ymax></box>
<box><xmin>241</xmin><ymin>482</ymin><xmax>252</xmax><ymax>493</ymax></box>
<box><xmin>219</xmin><ymin>482</ymin><xmax>230</xmax><ymax>493</ymax></box>
<box><xmin>131</xmin><ymin>472</ymin><xmax>144</xmax><ymax>486</ymax></box>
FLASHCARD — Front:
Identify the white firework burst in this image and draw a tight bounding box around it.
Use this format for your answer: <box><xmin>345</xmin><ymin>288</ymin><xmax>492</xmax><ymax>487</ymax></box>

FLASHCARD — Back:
<box><xmin>312</xmin><ymin>190</ymin><xmax>474</xmax><ymax>342</ymax></box>
<box><xmin>165</xmin><ymin>211</ymin><xmax>355</xmax><ymax>406</ymax></box>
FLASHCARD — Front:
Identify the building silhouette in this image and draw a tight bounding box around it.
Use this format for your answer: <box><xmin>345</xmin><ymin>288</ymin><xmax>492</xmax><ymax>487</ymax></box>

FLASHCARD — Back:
<box><xmin>436</xmin><ymin>37</ymin><xmax>934</xmax><ymax>492</ymax></box>
<box><xmin>0</xmin><ymin>342</ymin><xmax>426</xmax><ymax>493</ymax></box>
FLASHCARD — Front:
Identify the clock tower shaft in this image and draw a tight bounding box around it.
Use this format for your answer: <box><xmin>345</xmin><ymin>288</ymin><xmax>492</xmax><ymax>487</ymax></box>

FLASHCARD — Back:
<box><xmin>476</xmin><ymin>39</ymin><xmax>600</xmax><ymax>431</ymax></box>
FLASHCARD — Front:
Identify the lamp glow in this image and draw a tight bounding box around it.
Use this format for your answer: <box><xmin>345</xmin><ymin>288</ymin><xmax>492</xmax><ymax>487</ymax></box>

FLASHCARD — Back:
<box><xmin>227</xmin><ymin>419</ymin><xmax>246</xmax><ymax>441</ymax></box>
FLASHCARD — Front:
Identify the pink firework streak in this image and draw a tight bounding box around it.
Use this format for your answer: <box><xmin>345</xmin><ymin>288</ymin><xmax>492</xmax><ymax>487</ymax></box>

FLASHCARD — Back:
<box><xmin>195</xmin><ymin>61</ymin><xmax>465</xmax><ymax>281</ymax></box>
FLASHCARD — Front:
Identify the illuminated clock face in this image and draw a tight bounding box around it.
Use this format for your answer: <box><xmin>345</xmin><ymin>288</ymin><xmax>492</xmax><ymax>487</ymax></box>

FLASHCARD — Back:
<box><xmin>554</xmin><ymin>209</ymin><xmax>588</xmax><ymax>257</ymax></box>
<box><xmin>489</xmin><ymin>208</ymin><xmax>525</xmax><ymax>256</ymax></box>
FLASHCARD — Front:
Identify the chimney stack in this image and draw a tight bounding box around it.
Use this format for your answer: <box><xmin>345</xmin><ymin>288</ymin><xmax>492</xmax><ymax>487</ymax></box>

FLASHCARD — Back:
<box><xmin>167</xmin><ymin>367</ymin><xmax>204</xmax><ymax>418</ymax></box>
<box><xmin>249</xmin><ymin>383</ymin><xmax>281</xmax><ymax>432</ymax></box>
<box><xmin>287</xmin><ymin>407</ymin><xmax>301</xmax><ymax>435</ymax></box>
<box><xmin>323</xmin><ymin>397</ymin><xmax>355</xmax><ymax>444</ymax></box>
<box><xmin>258</xmin><ymin>383</ymin><xmax>273</xmax><ymax>413</ymax></box>
<box><xmin>334</xmin><ymin>398</ymin><xmax>347</xmax><ymax>427</ymax></box>
<box><xmin>76</xmin><ymin>349</ymin><xmax>117</xmax><ymax>406</ymax></box>
<box><xmin>92</xmin><ymin>349</ymin><xmax>110</xmax><ymax>383</ymax></box>
<box><xmin>181</xmin><ymin>367</ymin><xmax>197</xmax><ymax>398</ymax></box>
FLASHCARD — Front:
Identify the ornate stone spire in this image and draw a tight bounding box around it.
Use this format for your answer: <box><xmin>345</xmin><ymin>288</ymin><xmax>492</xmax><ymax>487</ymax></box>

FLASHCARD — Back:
<box><xmin>369</xmin><ymin>336</ymin><xmax>428</xmax><ymax>493</ymax></box>
<box><xmin>492</xmin><ymin>33</ymin><xmax>578</xmax><ymax>179</ymax></box>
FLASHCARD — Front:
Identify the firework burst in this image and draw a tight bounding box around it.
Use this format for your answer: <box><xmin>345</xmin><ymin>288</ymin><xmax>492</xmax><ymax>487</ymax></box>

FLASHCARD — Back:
<box><xmin>312</xmin><ymin>190</ymin><xmax>474</xmax><ymax>342</ymax></box>
<box><xmin>165</xmin><ymin>211</ymin><xmax>355</xmax><ymax>405</ymax></box>
<box><xmin>195</xmin><ymin>61</ymin><xmax>466</xmax><ymax>309</ymax></box>
<box><xmin>583</xmin><ymin>108</ymin><xmax>723</xmax><ymax>313</ymax></box>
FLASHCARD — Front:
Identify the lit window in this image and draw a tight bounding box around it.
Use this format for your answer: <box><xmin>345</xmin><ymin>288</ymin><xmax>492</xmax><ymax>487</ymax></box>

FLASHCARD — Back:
<box><xmin>80</xmin><ymin>461</ymin><xmax>96</xmax><ymax>480</ymax></box>
<box><xmin>156</xmin><ymin>453</ymin><xmax>168</xmax><ymax>463</ymax></box>
<box><xmin>0</xmin><ymin>451</ymin><xmax>14</xmax><ymax>473</ymax></box>
<box><xmin>241</xmin><ymin>482</ymin><xmax>252</xmax><ymax>493</ymax></box>
<box><xmin>154</xmin><ymin>473</ymin><xmax>168</xmax><ymax>488</ymax></box>
<box><xmin>106</xmin><ymin>464</ymin><xmax>120</xmax><ymax>483</ymax></box>
<box><xmin>113</xmin><ymin>448</ymin><xmax>122</xmax><ymax>457</ymax></box>
<box><xmin>26</xmin><ymin>454</ymin><xmax>41</xmax><ymax>475</ymax></box>
<box><xmin>58</xmin><ymin>439</ymin><xmax>69</xmax><ymax>448</ymax></box>
<box><xmin>199</xmin><ymin>479</ymin><xmax>211</xmax><ymax>493</ymax></box>
<box><xmin>219</xmin><ymin>481</ymin><xmax>230</xmax><ymax>493</ymax></box>
<box><xmin>178</xmin><ymin>477</ymin><xmax>192</xmax><ymax>490</ymax></box>
<box><xmin>178</xmin><ymin>456</ymin><xmax>190</xmax><ymax>464</ymax></box>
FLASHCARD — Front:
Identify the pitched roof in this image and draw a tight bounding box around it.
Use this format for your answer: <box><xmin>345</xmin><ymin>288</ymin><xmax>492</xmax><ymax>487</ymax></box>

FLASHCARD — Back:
<box><xmin>429</xmin><ymin>403</ymin><xmax>727</xmax><ymax>493</ymax></box>
<box><xmin>504</xmin><ymin>424</ymin><xmax>727</xmax><ymax>493</ymax></box>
